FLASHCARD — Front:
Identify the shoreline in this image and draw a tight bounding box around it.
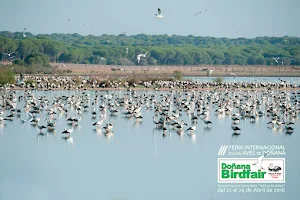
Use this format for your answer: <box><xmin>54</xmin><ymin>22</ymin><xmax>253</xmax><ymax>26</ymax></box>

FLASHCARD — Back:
<box><xmin>18</xmin><ymin>74</ymin><xmax>300</xmax><ymax>77</ymax></box>
<box><xmin>3</xmin><ymin>62</ymin><xmax>299</xmax><ymax>77</ymax></box>
<box><xmin>3</xmin><ymin>86</ymin><xmax>300</xmax><ymax>92</ymax></box>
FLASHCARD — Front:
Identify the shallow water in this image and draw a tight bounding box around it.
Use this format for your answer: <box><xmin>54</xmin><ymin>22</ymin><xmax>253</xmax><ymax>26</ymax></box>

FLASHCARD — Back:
<box><xmin>186</xmin><ymin>76</ymin><xmax>300</xmax><ymax>83</ymax></box>
<box><xmin>0</xmin><ymin>89</ymin><xmax>299</xmax><ymax>200</ymax></box>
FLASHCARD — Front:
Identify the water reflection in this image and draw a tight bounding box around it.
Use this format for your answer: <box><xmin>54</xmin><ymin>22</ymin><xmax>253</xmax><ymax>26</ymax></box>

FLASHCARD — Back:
<box><xmin>105</xmin><ymin>132</ymin><xmax>114</xmax><ymax>142</ymax></box>
<box><xmin>203</xmin><ymin>127</ymin><xmax>212</xmax><ymax>134</ymax></box>
<box><xmin>0</xmin><ymin>88</ymin><xmax>299</xmax><ymax>200</ymax></box>
<box><xmin>36</xmin><ymin>132</ymin><xmax>48</xmax><ymax>143</ymax></box>
<box><xmin>62</xmin><ymin>135</ymin><xmax>74</xmax><ymax>146</ymax></box>
<box><xmin>93</xmin><ymin>127</ymin><xmax>102</xmax><ymax>135</ymax></box>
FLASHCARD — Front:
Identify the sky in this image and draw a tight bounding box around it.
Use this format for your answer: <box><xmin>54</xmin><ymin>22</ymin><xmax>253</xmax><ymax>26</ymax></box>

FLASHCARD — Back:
<box><xmin>1</xmin><ymin>0</ymin><xmax>299</xmax><ymax>38</ymax></box>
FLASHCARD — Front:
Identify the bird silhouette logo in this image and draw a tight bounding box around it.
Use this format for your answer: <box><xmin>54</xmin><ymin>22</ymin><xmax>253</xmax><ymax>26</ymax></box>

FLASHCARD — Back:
<box><xmin>252</xmin><ymin>152</ymin><xmax>268</xmax><ymax>170</ymax></box>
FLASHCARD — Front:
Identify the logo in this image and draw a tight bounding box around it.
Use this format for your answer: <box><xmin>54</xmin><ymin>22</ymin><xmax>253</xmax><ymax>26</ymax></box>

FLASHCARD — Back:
<box><xmin>268</xmin><ymin>163</ymin><xmax>282</xmax><ymax>172</ymax></box>
<box><xmin>218</xmin><ymin>158</ymin><xmax>285</xmax><ymax>183</ymax></box>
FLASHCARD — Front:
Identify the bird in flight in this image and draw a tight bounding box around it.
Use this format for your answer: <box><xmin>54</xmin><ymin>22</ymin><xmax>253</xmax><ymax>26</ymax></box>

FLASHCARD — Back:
<box><xmin>155</xmin><ymin>8</ymin><xmax>164</xmax><ymax>18</ymax></box>
<box><xmin>21</xmin><ymin>28</ymin><xmax>26</xmax><ymax>37</ymax></box>
<box><xmin>68</xmin><ymin>19</ymin><xmax>70</xmax><ymax>22</ymax></box>
<box><xmin>273</xmin><ymin>57</ymin><xmax>280</xmax><ymax>64</ymax></box>
<box><xmin>137</xmin><ymin>52</ymin><xmax>148</xmax><ymax>63</ymax></box>
<box><xmin>3</xmin><ymin>52</ymin><xmax>14</xmax><ymax>57</ymax></box>
<box><xmin>195</xmin><ymin>8</ymin><xmax>207</xmax><ymax>16</ymax></box>
<box><xmin>2</xmin><ymin>52</ymin><xmax>16</xmax><ymax>60</ymax></box>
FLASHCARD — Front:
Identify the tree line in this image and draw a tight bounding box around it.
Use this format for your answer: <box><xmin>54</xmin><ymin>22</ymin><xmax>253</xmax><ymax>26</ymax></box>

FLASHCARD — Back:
<box><xmin>0</xmin><ymin>31</ymin><xmax>300</xmax><ymax>66</ymax></box>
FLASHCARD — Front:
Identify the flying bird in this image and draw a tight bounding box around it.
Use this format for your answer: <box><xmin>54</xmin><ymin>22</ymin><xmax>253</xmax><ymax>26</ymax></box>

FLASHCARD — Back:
<box><xmin>195</xmin><ymin>8</ymin><xmax>207</xmax><ymax>16</ymax></box>
<box><xmin>273</xmin><ymin>57</ymin><xmax>280</xmax><ymax>64</ymax></box>
<box><xmin>21</xmin><ymin>28</ymin><xmax>26</xmax><ymax>37</ymax></box>
<box><xmin>155</xmin><ymin>8</ymin><xmax>164</xmax><ymax>18</ymax></box>
<box><xmin>195</xmin><ymin>11</ymin><xmax>202</xmax><ymax>15</ymax></box>
<box><xmin>3</xmin><ymin>52</ymin><xmax>14</xmax><ymax>57</ymax></box>
<box><xmin>137</xmin><ymin>52</ymin><xmax>148</xmax><ymax>63</ymax></box>
<box><xmin>68</xmin><ymin>19</ymin><xmax>70</xmax><ymax>22</ymax></box>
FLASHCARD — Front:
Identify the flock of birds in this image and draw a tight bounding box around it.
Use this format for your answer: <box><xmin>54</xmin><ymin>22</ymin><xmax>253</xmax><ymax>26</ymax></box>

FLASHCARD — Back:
<box><xmin>0</xmin><ymin>84</ymin><xmax>298</xmax><ymax>146</ymax></box>
<box><xmin>6</xmin><ymin>75</ymin><xmax>300</xmax><ymax>91</ymax></box>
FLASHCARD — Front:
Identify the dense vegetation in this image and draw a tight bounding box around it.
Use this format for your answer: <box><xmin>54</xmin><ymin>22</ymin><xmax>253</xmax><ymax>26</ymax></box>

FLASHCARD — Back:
<box><xmin>0</xmin><ymin>66</ymin><xmax>15</xmax><ymax>85</ymax></box>
<box><xmin>1</xmin><ymin>31</ymin><xmax>300</xmax><ymax>66</ymax></box>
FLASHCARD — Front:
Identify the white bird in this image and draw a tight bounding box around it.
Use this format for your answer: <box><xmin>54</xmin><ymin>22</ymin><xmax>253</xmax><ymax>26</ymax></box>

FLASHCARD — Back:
<box><xmin>21</xmin><ymin>28</ymin><xmax>26</xmax><ymax>37</ymax></box>
<box><xmin>126</xmin><ymin>48</ymin><xmax>129</xmax><ymax>54</ymax></box>
<box><xmin>137</xmin><ymin>52</ymin><xmax>148</xmax><ymax>63</ymax></box>
<box><xmin>103</xmin><ymin>123</ymin><xmax>113</xmax><ymax>133</ymax></box>
<box><xmin>272</xmin><ymin>57</ymin><xmax>280</xmax><ymax>64</ymax></box>
<box><xmin>230</xmin><ymin>73</ymin><xmax>236</xmax><ymax>77</ymax></box>
<box><xmin>62</xmin><ymin>128</ymin><xmax>73</xmax><ymax>134</ymax></box>
<box><xmin>3</xmin><ymin>52</ymin><xmax>14</xmax><ymax>57</ymax></box>
<box><xmin>186</xmin><ymin>124</ymin><xmax>196</xmax><ymax>132</ymax></box>
<box><xmin>93</xmin><ymin>118</ymin><xmax>103</xmax><ymax>127</ymax></box>
<box><xmin>253</xmin><ymin>152</ymin><xmax>268</xmax><ymax>170</ymax></box>
<box><xmin>155</xmin><ymin>8</ymin><xmax>164</xmax><ymax>18</ymax></box>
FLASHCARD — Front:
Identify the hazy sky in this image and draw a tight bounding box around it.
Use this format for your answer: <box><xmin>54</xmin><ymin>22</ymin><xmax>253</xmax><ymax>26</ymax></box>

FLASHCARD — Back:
<box><xmin>1</xmin><ymin>0</ymin><xmax>299</xmax><ymax>38</ymax></box>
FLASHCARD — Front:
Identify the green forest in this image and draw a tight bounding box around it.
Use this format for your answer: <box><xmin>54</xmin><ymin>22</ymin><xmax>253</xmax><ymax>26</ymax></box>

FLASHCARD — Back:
<box><xmin>1</xmin><ymin>31</ymin><xmax>300</xmax><ymax>66</ymax></box>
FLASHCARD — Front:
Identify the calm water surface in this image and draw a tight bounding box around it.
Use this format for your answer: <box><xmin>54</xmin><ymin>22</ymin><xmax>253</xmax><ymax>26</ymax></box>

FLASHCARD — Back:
<box><xmin>0</xmin><ymin>86</ymin><xmax>299</xmax><ymax>200</ymax></box>
<box><xmin>187</xmin><ymin>76</ymin><xmax>300</xmax><ymax>83</ymax></box>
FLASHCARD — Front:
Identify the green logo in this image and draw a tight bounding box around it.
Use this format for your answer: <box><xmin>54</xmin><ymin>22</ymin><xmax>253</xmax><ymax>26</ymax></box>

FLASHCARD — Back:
<box><xmin>221</xmin><ymin>163</ymin><xmax>266</xmax><ymax>179</ymax></box>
